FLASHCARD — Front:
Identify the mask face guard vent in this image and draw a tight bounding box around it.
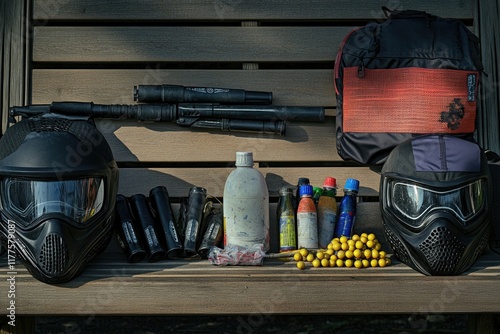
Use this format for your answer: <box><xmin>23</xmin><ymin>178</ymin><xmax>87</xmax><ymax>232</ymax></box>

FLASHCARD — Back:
<box><xmin>38</xmin><ymin>233</ymin><xmax>69</xmax><ymax>276</ymax></box>
<box><xmin>28</xmin><ymin>117</ymin><xmax>72</xmax><ymax>133</ymax></box>
<box><xmin>383</xmin><ymin>224</ymin><xmax>411</xmax><ymax>264</ymax></box>
<box><xmin>418</xmin><ymin>226</ymin><xmax>466</xmax><ymax>274</ymax></box>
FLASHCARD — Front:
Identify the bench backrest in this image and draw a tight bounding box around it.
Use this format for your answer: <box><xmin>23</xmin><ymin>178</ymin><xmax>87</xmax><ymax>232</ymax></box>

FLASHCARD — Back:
<box><xmin>5</xmin><ymin>0</ymin><xmax>499</xmax><ymax>251</ymax></box>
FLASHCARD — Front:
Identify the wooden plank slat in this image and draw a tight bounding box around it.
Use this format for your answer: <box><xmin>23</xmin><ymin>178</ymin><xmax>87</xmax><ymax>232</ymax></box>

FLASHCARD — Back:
<box><xmin>1</xmin><ymin>251</ymin><xmax>498</xmax><ymax>315</ymax></box>
<box><xmin>117</xmin><ymin>167</ymin><xmax>381</xmax><ymax>198</ymax></box>
<box><xmin>1</xmin><ymin>0</ymin><xmax>27</xmax><ymax>133</ymax></box>
<box><xmin>5</xmin><ymin>255</ymin><xmax>500</xmax><ymax>279</ymax></box>
<box><xmin>31</xmin><ymin>69</ymin><xmax>337</xmax><ymax>107</ymax></box>
<box><xmin>491</xmin><ymin>162</ymin><xmax>500</xmax><ymax>247</ymax></box>
<box><xmin>97</xmin><ymin>119</ymin><xmax>340</xmax><ymax>163</ymax></box>
<box><xmin>0</xmin><ymin>1</ymin><xmax>5</xmax><ymax>133</ymax></box>
<box><xmin>32</xmin><ymin>26</ymin><xmax>351</xmax><ymax>63</ymax></box>
<box><xmin>71</xmin><ymin>250</ymin><xmax>500</xmax><ymax>275</ymax></box>
<box><xmin>33</xmin><ymin>0</ymin><xmax>474</xmax><ymax>21</ymax></box>
<box><xmin>476</xmin><ymin>0</ymin><xmax>500</xmax><ymax>153</ymax></box>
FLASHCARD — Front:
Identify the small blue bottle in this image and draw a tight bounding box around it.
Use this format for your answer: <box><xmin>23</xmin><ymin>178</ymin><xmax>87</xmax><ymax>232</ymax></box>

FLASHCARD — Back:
<box><xmin>334</xmin><ymin>178</ymin><xmax>359</xmax><ymax>238</ymax></box>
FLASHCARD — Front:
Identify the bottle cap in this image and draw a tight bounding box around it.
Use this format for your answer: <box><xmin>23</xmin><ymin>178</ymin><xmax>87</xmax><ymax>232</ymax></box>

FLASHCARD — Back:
<box><xmin>313</xmin><ymin>187</ymin><xmax>323</xmax><ymax>199</ymax></box>
<box><xmin>297</xmin><ymin>177</ymin><xmax>310</xmax><ymax>186</ymax></box>
<box><xmin>279</xmin><ymin>187</ymin><xmax>292</xmax><ymax>195</ymax></box>
<box><xmin>189</xmin><ymin>186</ymin><xmax>207</xmax><ymax>196</ymax></box>
<box><xmin>299</xmin><ymin>184</ymin><xmax>313</xmax><ymax>197</ymax></box>
<box><xmin>235</xmin><ymin>152</ymin><xmax>253</xmax><ymax>167</ymax></box>
<box><xmin>344</xmin><ymin>178</ymin><xmax>360</xmax><ymax>192</ymax></box>
<box><xmin>323</xmin><ymin>177</ymin><xmax>337</xmax><ymax>188</ymax></box>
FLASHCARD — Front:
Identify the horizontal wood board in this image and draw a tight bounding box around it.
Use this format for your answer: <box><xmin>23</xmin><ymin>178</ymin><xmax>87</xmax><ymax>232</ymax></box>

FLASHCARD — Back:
<box><xmin>1</xmin><ymin>249</ymin><xmax>499</xmax><ymax>315</ymax></box>
<box><xmin>1</xmin><ymin>0</ymin><xmax>28</xmax><ymax>133</ymax></box>
<box><xmin>31</xmin><ymin>69</ymin><xmax>337</xmax><ymax>107</ymax></box>
<box><xmin>117</xmin><ymin>167</ymin><xmax>381</xmax><ymax>198</ymax></box>
<box><xmin>96</xmin><ymin>118</ymin><xmax>344</xmax><ymax>163</ymax></box>
<box><xmin>32</xmin><ymin>24</ymin><xmax>476</xmax><ymax>64</ymax></box>
<box><xmin>475</xmin><ymin>0</ymin><xmax>500</xmax><ymax>153</ymax></box>
<box><xmin>32</xmin><ymin>26</ymin><xmax>351</xmax><ymax>63</ymax></box>
<box><xmin>33</xmin><ymin>0</ymin><xmax>473</xmax><ymax>21</ymax></box>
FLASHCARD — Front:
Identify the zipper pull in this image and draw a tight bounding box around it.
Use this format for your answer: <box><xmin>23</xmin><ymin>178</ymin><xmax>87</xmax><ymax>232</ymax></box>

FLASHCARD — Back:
<box><xmin>357</xmin><ymin>61</ymin><xmax>365</xmax><ymax>78</ymax></box>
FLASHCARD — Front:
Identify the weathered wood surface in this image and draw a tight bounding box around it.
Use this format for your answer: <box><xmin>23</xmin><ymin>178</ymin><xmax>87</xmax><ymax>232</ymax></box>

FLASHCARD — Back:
<box><xmin>33</xmin><ymin>26</ymin><xmax>352</xmax><ymax>63</ymax></box>
<box><xmin>117</xmin><ymin>167</ymin><xmax>381</xmax><ymax>198</ymax></box>
<box><xmin>2</xmin><ymin>201</ymin><xmax>498</xmax><ymax>316</ymax></box>
<box><xmin>475</xmin><ymin>0</ymin><xmax>500</xmax><ymax>153</ymax></box>
<box><xmin>1</xmin><ymin>249</ymin><xmax>499</xmax><ymax>315</ymax></box>
<box><xmin>31</xmin><ymin>69</ymin><xmax>337</xmax><ymax>107</ymax></box>
<box><xmin>2</xmin><ymin>197</ymin><xmax>496</xmax><ymax>318</ymax></box>
<box><xmin>95</xmin><ymin>119</ymin><xmax>341</xmax><ymax>164</ymax></box>
<box><xmin>2</xmin><ymin>1</ymin><xmax>498</xmax><ymax>330</ymax></box>
<box><xmin>32</xmin><ymin>0</ymin><xmax>473</xmax><ymax>21</ymax></box>
<box><xmin>0</xmin><ymin>0</ymin><xmax>28</xmax><ymax>133</ymax></box>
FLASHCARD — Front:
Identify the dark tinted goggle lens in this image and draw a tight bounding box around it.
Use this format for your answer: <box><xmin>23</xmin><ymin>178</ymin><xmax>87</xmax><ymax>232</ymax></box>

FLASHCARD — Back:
<box><xmin>0</xmin><ymin>177</ymin><xmax>105</xmax><ymax>225</ymax></box>
<box><xmin>389</xmin><ymin>179</ymin><xmax>485</xmax><ymax>225</ymax></box>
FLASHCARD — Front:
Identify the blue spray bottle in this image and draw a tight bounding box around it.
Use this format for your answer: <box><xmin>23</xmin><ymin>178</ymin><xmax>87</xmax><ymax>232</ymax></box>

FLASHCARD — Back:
<box><xmin>334</xmin><ymin>178</ymin><xmax>359</xmax><ymax>238</ymax></box>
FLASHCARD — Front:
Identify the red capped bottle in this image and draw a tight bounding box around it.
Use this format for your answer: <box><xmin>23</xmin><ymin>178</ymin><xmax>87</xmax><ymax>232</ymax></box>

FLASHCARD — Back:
<box><xmin>317</xmin><ymin>177</ymin><xmax>338</xmax><ymax>248</ymax></box>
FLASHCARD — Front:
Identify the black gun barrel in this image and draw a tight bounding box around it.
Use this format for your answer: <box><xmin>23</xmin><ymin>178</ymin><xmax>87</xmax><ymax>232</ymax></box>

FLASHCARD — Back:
<box><xmin>10</xmin><ymin>102</ymin><xmax>177</xmax><ymax>122</ymax></box>
<box><xmin>9</xmin><ymin>102</ymin><xmax>323</xmax><ymax>136</ymax></box>
<box><xmin>184</xmin><ymin>119</ymin><xmax>286</xmax><ymax>136</ymax></box>
<box><xmin>134</xmin><ymin>84</ymin><xmax>272</xmax><ymax>104</ymax></box>
<box><xmin>11</xmin><ymin>102</ymin><xmax>324</xmax><ymax>123</ymax></box>
<box><xmin>51</xmin><ymin>102</ymin><xmax>178</xmax><ymax>121</ymax></box>
<box><xmin>177</xmin><ymin>104</ymin><xmax>325</xmax><ymax>122</ymax></box>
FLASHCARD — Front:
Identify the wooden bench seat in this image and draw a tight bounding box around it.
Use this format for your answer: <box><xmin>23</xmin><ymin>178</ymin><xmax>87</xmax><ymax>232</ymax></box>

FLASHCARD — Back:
<box><xmin>5</xmin><ymin>245</ymin><xmax>500</xmax><ymax>315</ymax></box>
<box><xmin>1</xmin><ymin>0</ymin><xmax>499</xmax><ymax>333</ymax></box>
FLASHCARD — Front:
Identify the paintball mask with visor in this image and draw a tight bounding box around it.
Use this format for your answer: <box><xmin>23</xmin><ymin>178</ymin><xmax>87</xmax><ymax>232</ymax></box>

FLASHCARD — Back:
<box><xmin>0</xmin><ymin>115</ymin><xmax>119</xmax><ymax>284</ymax></box>
<box><xmin>380</xmin><ymin>135</ymin><xmax>491</xmax><ymax>275</ymax></box>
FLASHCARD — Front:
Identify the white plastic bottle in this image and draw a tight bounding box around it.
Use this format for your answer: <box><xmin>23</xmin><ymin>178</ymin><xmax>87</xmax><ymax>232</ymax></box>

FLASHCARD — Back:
<box><xmin>223</xmin><ymin>152</ymin><xmax>270</xmax><ymax>251</ymax></box>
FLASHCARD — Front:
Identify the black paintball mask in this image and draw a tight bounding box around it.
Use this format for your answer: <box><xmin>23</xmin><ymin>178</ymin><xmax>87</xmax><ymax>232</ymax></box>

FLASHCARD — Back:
<box><xmin>380</xmin><ymin>135</ymin><xmax>491</xmax><ymax>275</ymax></box>
<box><xmin>0</xmin><ymin>115</ymin><xmax>119</xmax><ymax>283</ymax></box>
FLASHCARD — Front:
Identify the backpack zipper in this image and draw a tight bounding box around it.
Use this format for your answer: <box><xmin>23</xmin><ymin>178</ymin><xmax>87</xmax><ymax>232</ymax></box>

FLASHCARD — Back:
<box><xmin>357</xmin><ymin>60</ymin><xmax>365</xmax><ymax>78</ymax></box>
<box><xmin>334</xmin><ymin>27</ymin><xmax>363</xmax><ymax>95</ymax></box>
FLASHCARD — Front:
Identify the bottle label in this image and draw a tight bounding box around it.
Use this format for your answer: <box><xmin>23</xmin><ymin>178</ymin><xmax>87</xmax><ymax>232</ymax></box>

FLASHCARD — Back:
<box><xmin>335</xmin><ymin>213</ymin><xmax>355</xmax><ymax>238</ymax></box>
<box><xmin>317</xmin><ymin>208</ymin><xmax>337</xmax><ymax>248</ymax></box>
<box><xmin>122</xmin><ymin>221</ymin><xmax>139</xmax><ymax>244</ymax></box>
<box><xmin>145</xmin><ymin>225</ymin><xmax>160</xmax><ymax>248</ymax></box>
<box><xmin>185</xmin><ymin>219</ymin><xmax>199</xmax><ymax>243</ymax></box>
<box><xmin>297</xmin><ymin>212</ymin><xmax>318</xmax><ymax>249</ymax></box>
<box><xmin>169</xmin><ymin>220</ymin><xmax>180</xmax><ymax>243</ymax></box>
<box><xmin>279</xmin><ymin>215</ymin><xmax>296</xmax><ymax>251</ymax></box>
<box><xmin>334</xmin><ymin>195</ymin><xmax>356</xmax><ymax>238</ymax></box>
<box><xmin>224</xmin><ymin>198</ymin><xmax>270</xmax><ymax>250</ymax></box>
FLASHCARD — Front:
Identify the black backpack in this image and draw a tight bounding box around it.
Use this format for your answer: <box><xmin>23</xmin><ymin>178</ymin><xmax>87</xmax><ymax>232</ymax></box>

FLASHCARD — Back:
<box><xmin>334</xmin><ymin>8</ymin><xmax>484</xmax><ymax>165</ymax></box>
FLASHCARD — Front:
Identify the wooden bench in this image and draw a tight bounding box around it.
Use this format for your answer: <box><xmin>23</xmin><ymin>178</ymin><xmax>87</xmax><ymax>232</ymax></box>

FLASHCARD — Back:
<box><xmin>1</xmin><ymin>0</ymin><xmax>499</xmax><ymax>333</ymax></box>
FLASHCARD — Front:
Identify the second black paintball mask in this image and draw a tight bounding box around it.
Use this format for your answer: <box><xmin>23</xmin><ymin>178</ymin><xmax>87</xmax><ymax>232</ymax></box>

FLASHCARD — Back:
<box><xmin>380</xmin><ymin>135</ymin><xmax>491</xmax><ymax>275</ymax></box>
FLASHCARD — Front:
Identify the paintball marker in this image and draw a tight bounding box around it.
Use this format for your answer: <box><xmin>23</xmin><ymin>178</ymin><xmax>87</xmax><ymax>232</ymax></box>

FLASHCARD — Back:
<box><xmin>9</xmin><ymin>85</ymin><xmax>326</xmax><ymax>136</ymax></box>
